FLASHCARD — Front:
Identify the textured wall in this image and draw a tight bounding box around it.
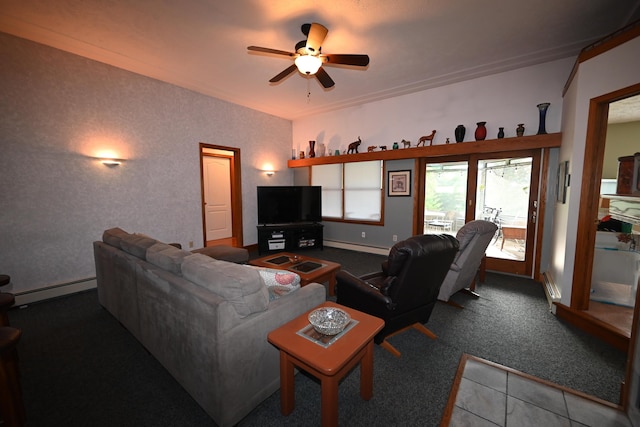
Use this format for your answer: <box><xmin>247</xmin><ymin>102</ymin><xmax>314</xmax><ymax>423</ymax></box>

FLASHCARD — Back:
<box><xmin>293</xmin><ymin>58</ymin><xmax>574</xmax><ymax>250</ymax></box>
<box><xmin>553</xmin><ymin>36</ymin><xmax>640</xmax><ymax>305</ymax></box>
<box><xmin>0</xmin><ymin>32</ymin><xmax>293</xmax><ymax>294</ymax></box>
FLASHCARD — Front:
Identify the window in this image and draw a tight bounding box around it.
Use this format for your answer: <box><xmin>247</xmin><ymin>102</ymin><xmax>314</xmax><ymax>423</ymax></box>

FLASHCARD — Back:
<box><xmin>312</xmin><ymin>161</ymin><xmax>383</xmax><ymax>222</ymax></box>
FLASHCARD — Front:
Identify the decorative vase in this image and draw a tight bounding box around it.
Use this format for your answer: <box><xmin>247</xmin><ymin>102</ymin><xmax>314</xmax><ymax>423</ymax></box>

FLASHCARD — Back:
<box><xmin>317</xmin><ymin>143</ymin><xmax>326</xmax><ymax>157</ymax></box>
<box><xmin>392</xmin><ymin>142</ymin><xmax>399</xmax><ymax>150</ymax></box>
<box><xmin>474</xmin><ymin>122</ymin><xmax>487</xmax><ymax>141</ymax></box>
<box><xmin>536</xmin><ymin>102</ymin><xmax>550</xmax><ymax>135</ymax></box>
<box><xmin>516</xmin><ymin>123</ymin><xmax>525</xmax><ymax>137</ymax></box>
<box><xmin>497</xmin><ymin>127</ymin><xmax>505</xmax><ymax>139</ymax></box>
<box><xmin>308</xmin><ymin>140</ymin><xmax>316</xmax><ymax>158</ymax></box>
<box><xmin>454</xmin><ymin>125</ymin><xmax>465</xmax><ymax>143</ymax></box>
<box><xmin>334</xmin><ymin>149</ymin><xmax>340</xmax><ymax>156</ymax></box>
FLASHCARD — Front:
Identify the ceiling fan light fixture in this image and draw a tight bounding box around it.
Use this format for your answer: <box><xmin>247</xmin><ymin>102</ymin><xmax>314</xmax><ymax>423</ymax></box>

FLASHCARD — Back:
<box><xmin>294</xmin><ymin>54</ymin><xmax>322</xmax><ymax>75</ymax></box>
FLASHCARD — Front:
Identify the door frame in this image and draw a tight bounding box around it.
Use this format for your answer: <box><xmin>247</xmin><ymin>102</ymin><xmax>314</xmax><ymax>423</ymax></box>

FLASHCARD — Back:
<box><xmin>415</xmin><ymin>148</ymin><xmax>544</xmax><ymax>277</ymax></box>
<box><xmin>571</xmin><ymin>82</ymin><xmax>640</xmax><ymax>310</ymax></box>
<box><xmin>472</xmin><ymin>149</ymin><xmax>541</xmax><ymax>277</ymax></box>
<box><xmin>199</xmin><ymin>143</ymin><xmax>244</xmax><ymax>247</ymax></box>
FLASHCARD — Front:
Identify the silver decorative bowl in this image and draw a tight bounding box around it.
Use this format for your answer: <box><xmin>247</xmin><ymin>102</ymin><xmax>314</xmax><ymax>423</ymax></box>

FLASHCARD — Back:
<box><xmin>308</xmin><ymin>307</ymin><xmax>351</xmax><ymax>336</ymax></box>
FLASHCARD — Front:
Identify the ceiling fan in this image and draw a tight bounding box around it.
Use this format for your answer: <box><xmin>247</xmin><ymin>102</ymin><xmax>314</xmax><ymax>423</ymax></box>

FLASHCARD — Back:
<box><xmin>247</xmin><ymin>22</ymin><xmax>370</xmax><ymax>89</ymax></box>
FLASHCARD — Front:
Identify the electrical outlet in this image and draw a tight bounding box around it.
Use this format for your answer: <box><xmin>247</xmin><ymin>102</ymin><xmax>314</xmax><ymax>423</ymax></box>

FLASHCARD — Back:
<box><xmin>189</xmin><ymin>241</ymin><xmax>194</xmax><ymax>248</ymax></box>
<box><xmin>393</xmin><ymin>235</ymin><xmax>398</xmax><ymax>242</ymax></box>
<box><xmin>361</xmin><ymin>232</ymin><xmax>366</xmax><ymax>238</ymax></box>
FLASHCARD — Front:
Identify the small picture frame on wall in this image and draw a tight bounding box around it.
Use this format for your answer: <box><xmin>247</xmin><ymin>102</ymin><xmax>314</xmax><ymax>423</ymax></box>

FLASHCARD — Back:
<box><xmin>557</xmin><ymin>160</ymin><xmax>569</xmax><ymax>203</ymax></box>
<box><xmin>388</xmin><ymin>170</ymin><xmax>411</xmax><ymax>197</ymax></box>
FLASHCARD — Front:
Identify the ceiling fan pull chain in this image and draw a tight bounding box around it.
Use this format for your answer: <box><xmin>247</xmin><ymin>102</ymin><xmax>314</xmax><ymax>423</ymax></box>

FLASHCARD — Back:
<box><xmin>307</xmin><ymin>78</ymin><xmax>311</xmax><ymax>103</ymax></box>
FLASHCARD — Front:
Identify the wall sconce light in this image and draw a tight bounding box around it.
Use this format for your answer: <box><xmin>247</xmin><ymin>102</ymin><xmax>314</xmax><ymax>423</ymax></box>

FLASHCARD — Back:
<box><xmin>264</xmin><ymin>170</ymin><xmax>275</xmax><ymax>177</ymax></box>
<box><xmin>101</xmin><ymin>159</ymin><xmax>122</xmax><ymax>167</ymax></box>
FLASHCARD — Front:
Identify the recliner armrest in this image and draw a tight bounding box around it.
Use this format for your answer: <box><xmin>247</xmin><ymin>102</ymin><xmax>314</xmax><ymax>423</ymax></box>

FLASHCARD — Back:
<box><xmin>336</xmin><ymin>270</ymin><xmax>392</xmax><ymax>306</ymax></box>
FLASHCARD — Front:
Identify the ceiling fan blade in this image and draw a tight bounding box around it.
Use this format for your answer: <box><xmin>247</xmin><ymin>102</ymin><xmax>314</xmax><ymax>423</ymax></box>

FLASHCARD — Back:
<box><xmin>269</xmin><ymin>64</ymin><xmax>298</xmax><ymax>83</ymax></box>
<box><xmin>324</xmin><ymin>54</ymin><xmax>370</xmax><ymax>67</ymax></box>
<box><xmin>315</xmin><ymin>67</ymin><xmax>335</xmax><ymax>88</ymax></box>
<box><xmin>305</xmin><ymin>23</ymin><xmax>328</xmax><ymax>54</ymax></box>
<box><xmin>247</xmin><ymin>46</ymin><xmax>295</xmax><ymax>58</ymax></box>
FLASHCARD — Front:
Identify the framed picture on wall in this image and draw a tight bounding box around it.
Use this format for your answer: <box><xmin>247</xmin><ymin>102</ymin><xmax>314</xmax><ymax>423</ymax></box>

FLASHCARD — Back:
<box><xmin>557</xmin><ymin>160</ymin><xmax>569</xmax><ymax>203</ymax></box>
<box><xmin>388</xmin><ymin>170</ymin><xmax>411</xmax><ymax>197</ymax></box>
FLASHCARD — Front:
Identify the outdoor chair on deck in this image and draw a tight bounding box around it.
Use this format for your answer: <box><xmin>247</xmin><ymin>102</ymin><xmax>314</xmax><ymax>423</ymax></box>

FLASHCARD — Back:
<box><xmin>437</xmin><ymin>220</ymin><xmax>498</xmax><ymax>307</ymax></box>
<box><xmin>335</xmin><ymin>234</ymin><xmax>459</xmax><ymax>357</ymax></box>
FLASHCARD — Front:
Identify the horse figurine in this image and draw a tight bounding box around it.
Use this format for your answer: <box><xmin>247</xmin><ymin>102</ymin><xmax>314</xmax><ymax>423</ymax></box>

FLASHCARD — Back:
<box><xmin>417</xmin><ymin>130</ymin><xmax>437</xmax><ymax>147</ymax></box>
<box><xmin>401</xmin><ymin>139</ymin><xmax>411</xmax><ymax>148</ymax></box>
<box><xmin>379</xmin><ymin>145</ymin><xmax>387</xmax><ymax>151</ymax></box>
<box><xmin>348</xmin><ymin>137</ymin><xmax>362</xmax><ymax>154</ymax></box>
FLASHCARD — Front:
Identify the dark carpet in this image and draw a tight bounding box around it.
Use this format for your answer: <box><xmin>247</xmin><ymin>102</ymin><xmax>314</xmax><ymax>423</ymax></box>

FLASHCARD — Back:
<box><xmin>7</xmin><ymin>247</ymin><xmax>626</xmax><ymax>426</ymax></box>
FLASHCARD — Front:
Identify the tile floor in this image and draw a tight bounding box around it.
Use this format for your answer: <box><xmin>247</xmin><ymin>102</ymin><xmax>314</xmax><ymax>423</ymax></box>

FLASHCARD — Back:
<box><xmin>444</xmin><ymin>354</ymin><xmax>631</xmax><ymax>427</ymax></box>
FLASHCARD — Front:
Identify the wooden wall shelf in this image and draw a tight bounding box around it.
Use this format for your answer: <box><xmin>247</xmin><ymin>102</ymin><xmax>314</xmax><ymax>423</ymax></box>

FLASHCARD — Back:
<box><xmin>288</xmin><ymin>132</ymin><xmax>561</xmax><ymax>168</ymax></box>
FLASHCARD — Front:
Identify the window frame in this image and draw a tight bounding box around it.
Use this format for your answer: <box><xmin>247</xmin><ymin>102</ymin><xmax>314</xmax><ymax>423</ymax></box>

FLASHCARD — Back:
<box><xmin>311</xmin><ymin>160</ymin><xmax>385</xmax><ymax>225</ymax></box>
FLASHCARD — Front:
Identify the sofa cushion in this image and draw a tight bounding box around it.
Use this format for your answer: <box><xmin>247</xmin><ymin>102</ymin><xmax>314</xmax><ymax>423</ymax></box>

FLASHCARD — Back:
<box><xmin>102</xmin><ymin>227</ymin><xmax>130</xmax><ymax>249</ymax></box>
<box><xmin>146</xmin><ymin>243</ymin><xmax>192</xmax><ymax>274</ymax></box>
<box><xmin>120</xmin><ymin>234</ymin><xmax>158</xmax><ymax>259</ymax></box>
<box><xmin>192</xmin><ymin>246</ymin><xmax>249</xmax><ymax>264</ymax></box>
<box><xmin>181</xmin><ymin>254</ymin><xmax>268</xmax><ymax>317</ymax></box>
<box><xmin>251</xmin><ymin>266</ymin><xmax>301</xmax><ymax>301</ymax></box>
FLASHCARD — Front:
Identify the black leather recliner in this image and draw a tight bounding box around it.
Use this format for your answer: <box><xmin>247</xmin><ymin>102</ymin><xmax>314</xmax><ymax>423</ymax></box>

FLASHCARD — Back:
<box><xmin>336</xmin><ymin>234</ymin><xmax>459</xmax><ymax>357</ymax></box>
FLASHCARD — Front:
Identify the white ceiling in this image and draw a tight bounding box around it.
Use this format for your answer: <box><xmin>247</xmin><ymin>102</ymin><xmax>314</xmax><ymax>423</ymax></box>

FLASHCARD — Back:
<box><xmin>2</xmin><ymin>0</ymin><xmax>640</xmax><ymax>120</ymax></box>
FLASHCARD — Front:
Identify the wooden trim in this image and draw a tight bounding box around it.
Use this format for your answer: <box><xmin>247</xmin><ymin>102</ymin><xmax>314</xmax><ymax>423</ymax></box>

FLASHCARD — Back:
<box><xmin>554</xmin><ymin>303</ymin><xmax>629</xmax><ymax>353</ymax></box>
<box><xmin>413</xmin><ymin>159</ymin><xmax>424</xmax><ymax>235</ymax></box>
<box><xmin>571</xmin><ymin>98</ymin><xmax>609</xmax><ymax>309</ymax></box>
<box><xmin>439</xmin><ymin>354</ymin><xmax>468</xmax><ymax>426</ymax></box>
<box><xmin>563</xmin><ymin>19</ymin><xmax>640</xmax><ymax>95</ymax></box>
<box><xmin>412</xmin><ymin>158</ymin><xmax>422</xmax><ymax>236</ymax></box>
<box><xmin>535</xmin><ymin>148</ymin><xmax>550</xmax><ymax>282</ymax></box>
<box><xmin>288</xmin><ymin>133</ymin><xmax>561</xmax><ymax>168</ymax></box>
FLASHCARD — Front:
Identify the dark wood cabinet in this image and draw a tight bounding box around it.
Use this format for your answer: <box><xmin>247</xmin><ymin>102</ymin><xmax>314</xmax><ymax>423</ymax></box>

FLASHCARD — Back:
<box><xmin>257</xmin><ymin>223</ymin><xmax>324</xmax><ymax>254</ymax></box>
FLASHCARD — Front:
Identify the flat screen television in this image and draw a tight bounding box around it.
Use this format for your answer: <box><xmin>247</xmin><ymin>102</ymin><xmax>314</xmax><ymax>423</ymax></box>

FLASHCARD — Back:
<box><xmin>257</xmin><ymin>186</ymin><xmax>322</xmax><ymax>225</ymax></box>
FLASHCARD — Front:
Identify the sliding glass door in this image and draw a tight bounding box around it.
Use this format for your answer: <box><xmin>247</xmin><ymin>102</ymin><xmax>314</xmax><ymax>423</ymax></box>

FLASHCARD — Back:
<box><xmin>423</xmin><ymin>161</ymin><xmax>468</xmax><ymax>236</ymax></box>
<box><xmin>420</xmin><ymin>150</ymin><xmax>541</xmax><ymax>276</ymax></box>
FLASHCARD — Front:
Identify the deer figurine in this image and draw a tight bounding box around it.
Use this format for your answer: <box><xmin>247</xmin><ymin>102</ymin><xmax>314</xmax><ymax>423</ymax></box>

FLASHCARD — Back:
<box><xmin>417</xmin><ymin>130</ymin><xmax>437</xmax><ymax>147</ymax></box>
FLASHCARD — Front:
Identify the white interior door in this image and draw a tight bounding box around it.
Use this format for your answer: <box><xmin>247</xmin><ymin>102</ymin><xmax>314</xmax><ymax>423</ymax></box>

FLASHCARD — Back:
<box><xmin>203</xmin><ymin>156</ymin><xmax>232</xmax><ymax>241</ymax></box>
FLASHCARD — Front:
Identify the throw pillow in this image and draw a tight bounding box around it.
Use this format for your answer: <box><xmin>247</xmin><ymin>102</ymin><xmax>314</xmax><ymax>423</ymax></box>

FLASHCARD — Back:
<box><xmin>250</xmin><ymin>266</ymin><xmax>301</xmax><ymax>301</ymax></box>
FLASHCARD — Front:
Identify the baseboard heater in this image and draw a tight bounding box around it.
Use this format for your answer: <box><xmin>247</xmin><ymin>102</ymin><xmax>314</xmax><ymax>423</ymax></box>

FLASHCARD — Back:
<box><xmin>542</xmin><ymin>271</ymin><xmax>561</xmax><ymax>313</ymax></box>
<box><xmin>13</xmin><ymin>277</ymin><xmax>97</xmax><ymax>306</ymax></box>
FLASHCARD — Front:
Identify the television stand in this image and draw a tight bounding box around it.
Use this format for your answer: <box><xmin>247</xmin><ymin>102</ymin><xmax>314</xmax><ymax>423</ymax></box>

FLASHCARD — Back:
<box><xmin>257</xmin><ymin>223</ymin><xmax>324</xmax><ymax>255</ymax></box>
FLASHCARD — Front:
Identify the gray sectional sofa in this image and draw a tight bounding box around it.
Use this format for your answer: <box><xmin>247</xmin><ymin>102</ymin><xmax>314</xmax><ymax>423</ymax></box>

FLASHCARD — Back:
<box><xmin>93</xmin><ymin>228</ymin><xmax>326</xmax><ymax>426</ymax></box>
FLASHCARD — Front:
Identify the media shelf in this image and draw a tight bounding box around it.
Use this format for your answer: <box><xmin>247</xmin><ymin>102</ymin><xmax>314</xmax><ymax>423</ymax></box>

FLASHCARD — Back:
<box><xmin>257</xmin><ymin>223</ymin><xmax>324</xmax><ymax>254</ymax></box>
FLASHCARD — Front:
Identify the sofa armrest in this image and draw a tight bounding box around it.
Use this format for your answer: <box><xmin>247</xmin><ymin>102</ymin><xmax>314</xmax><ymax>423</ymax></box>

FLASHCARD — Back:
<box><xmin>212</xmin><ymin>282</ymin><xmax>325</xmax><ymax>424</ymax></box>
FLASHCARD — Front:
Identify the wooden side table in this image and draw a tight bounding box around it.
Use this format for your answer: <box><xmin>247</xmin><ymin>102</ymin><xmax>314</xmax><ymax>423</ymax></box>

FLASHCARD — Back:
<box><xmin>267</xmin><ymin>301</ymin><xmax>384</xmax><ymax>427</ymax></box>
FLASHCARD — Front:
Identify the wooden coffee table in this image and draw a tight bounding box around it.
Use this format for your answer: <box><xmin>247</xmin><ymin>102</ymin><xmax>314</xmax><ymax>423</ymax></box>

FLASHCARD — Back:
<box><xmin>249</xmin><ymin>252</ymin><xmax>341</xmax><ymax>295</ymax></box>
<box><xmin>267</xmin><ymin>301</ymin><xmax>385</xmax><ymax>427</ymax></box>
